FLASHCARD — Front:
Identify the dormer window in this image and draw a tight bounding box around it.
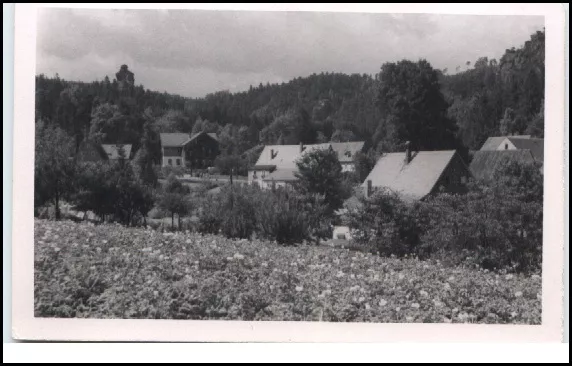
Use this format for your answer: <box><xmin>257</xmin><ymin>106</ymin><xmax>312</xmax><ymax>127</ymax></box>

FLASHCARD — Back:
<box><xmin>505</xmin><ymin>143</ymin><xmax>508</xmax><ymax>150</ymax></box>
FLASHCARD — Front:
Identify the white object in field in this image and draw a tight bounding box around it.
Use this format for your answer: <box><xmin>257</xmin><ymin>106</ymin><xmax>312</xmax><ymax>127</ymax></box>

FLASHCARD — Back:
<box><xmin>333</xmin><ymin>226</ymin><xmax>352</xmax><ymax>240</ymax></box>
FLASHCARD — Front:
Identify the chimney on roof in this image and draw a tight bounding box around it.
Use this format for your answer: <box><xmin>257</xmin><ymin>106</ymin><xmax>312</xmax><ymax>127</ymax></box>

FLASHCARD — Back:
<box><xmin>270</xmin><ymin>148</ymin><xmax>275</xmax><ymax>160</ymax></box>
<box><xmin>299</xmin><ymin>141</ymin><xmax>304</xmax><ymax>153</ymax></box>
<box><xmin>365</xmin><ymin>180</ymin><xmax>372</xmax><ymax>198</ymax></box>
<box><xmin>405</xmin><ymin>141</ymin><xmax>412</xmax><ymax>164</ymax></box>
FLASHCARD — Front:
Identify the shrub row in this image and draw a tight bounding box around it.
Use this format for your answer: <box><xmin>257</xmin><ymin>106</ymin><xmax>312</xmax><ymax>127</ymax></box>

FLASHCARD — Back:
<box><xmin>346</xmin><ymin>160</ymin><xmax>543</xmax><ymax>274</ymax></box>
<box><xmin>196</xmin><ymin>184</ymin><xmax>330</xmax><ymax>245</ymax></box>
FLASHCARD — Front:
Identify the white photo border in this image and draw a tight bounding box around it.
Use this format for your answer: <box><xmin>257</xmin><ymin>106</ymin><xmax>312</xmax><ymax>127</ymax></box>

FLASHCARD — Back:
<box><xmin>11</xmin><ymin>3</ymin><xmax>566</xmax><ymax>342</ymax></box>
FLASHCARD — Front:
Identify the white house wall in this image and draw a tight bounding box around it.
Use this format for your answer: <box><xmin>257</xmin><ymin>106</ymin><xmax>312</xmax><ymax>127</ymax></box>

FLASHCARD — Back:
<box><xmin>496</xmin><ymin>138</ymin><xmax>517</xmax><ymax>151</ymax></box>
<box><xmin>162</xmin><ymin>147</ymin><xmax>185</xmax><ymax>167</ymax></box>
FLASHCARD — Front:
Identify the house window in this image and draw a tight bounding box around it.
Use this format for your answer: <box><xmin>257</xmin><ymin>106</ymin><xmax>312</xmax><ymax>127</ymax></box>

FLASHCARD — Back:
<box><xmin>168</xmin><ymin>159</ymin><xmax>172</xmax><ymax>166</ymax></box>
<box><xmin>176</xmin><ymin>159</ymin><xmax>181</xmax><ymax>166</ymax></box>
<box><xmin>253</xmin><ymin>171</ymin><xmax>257</xmax><ymax>179</ymax></box>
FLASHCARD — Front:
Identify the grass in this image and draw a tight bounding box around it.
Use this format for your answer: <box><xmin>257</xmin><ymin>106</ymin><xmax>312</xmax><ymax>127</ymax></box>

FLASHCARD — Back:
<box><xmin>34</xmin><ymin>219</ymin><xmax>541</xmax><ymax>323</ymax></box>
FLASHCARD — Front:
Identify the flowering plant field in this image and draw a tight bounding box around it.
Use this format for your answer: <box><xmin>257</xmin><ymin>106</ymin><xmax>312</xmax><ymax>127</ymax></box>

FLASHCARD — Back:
<box><xmin>34</xmin><ymin>219</ymin><xmax>541</xmax><ymax>323</ymax></box>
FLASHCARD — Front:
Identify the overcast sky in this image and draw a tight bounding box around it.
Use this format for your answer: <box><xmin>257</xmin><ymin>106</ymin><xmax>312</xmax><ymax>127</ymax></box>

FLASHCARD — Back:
<box><xmin>36</xmin><ymin>8</ymin><xmax>544</xmax><ymax>98</ymax></box>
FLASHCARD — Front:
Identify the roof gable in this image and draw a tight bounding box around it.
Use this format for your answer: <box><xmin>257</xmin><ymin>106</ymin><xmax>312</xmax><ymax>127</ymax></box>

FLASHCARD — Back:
<box><xmin>363</xmin><ymin>150</ymin><xmax>458</xmax><ymax>200</ymax></box>
<box><xmin>101</xmin><ymin>144</ymin><xmax>132</xmax><ymax>160</ymax></box>
<box><xmin>480</xmin><ymin>137</ymin><xmax>507</xmax><ymax>151</ymax></box>
<box><xmin>480</xmin><ymin>135</ymin><xmax>532</xmax><ymax>151</ymax></box>
<box><xmin>469</xmin><ymin>150</ymin><xmax>536</xmax><ymax>181</ymax></box>
<box><xmin>329</xmin><ymin>141</ymin><xmax>366</xmax><ymax>162</ymax></box>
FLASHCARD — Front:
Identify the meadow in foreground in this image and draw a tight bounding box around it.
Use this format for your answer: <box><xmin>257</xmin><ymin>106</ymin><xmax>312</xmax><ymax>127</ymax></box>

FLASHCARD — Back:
<box><xmin>34</xmin><ymin>219</ymin><xmax>541</xmax><ymax>324</ymax></box>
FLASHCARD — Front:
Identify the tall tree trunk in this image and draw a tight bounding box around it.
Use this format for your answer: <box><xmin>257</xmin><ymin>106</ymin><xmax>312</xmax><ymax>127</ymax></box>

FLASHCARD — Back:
<box><xmin>54</xmin><ymin>188</ymin><xmax>61</xmax><ymax>220</ymax></box>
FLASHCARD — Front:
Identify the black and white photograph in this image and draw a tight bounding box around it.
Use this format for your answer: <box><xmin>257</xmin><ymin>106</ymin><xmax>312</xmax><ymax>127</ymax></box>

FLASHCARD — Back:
<box><xmin>9</xmin><ymin>4</ymin><xmax>566</xmax><ymax>344</ymax></box>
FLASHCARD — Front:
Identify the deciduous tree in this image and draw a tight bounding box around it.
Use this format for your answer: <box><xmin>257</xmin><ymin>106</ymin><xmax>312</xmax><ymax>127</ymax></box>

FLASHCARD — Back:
<box><xmin>35</xmin><ymin>121</ymin><xmax>76</xmax><ymax>220</ymax></box>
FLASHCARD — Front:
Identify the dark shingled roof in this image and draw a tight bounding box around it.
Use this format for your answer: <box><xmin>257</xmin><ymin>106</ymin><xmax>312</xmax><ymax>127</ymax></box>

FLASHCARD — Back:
<box><xmin>508</xmin><ymin>137</ymin><xmax>544</xmax><ymax>162</ymax></box>
<box><xmin>469</xmin><ymin>150</ymin><xmax>536</xmax><ymax>181</ymax></box>
<box><xmin>160</xmin><ymin>132</ymin><xmax>218</xmax><ymax>147</ymax></box>
<box><xmin>362</xmin><ymin>150</ymin><xmax>459</xmax><ymax>201</ymax></box>
<box><xmin>160</xmin><ymin>133</ymin><xmax>190</xmax><ymax>147</ymax></box>
<box><xmin>189</xmin><ymin>132</ymin><xmax>218</xmax><ymax>143</ymax></box>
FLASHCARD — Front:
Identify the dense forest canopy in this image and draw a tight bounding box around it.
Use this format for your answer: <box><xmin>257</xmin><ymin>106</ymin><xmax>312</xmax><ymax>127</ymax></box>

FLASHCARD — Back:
<box><xmin>35</xmin><ymin>29</ymin><xmax>544</xmax><ymax>164</ymax></box>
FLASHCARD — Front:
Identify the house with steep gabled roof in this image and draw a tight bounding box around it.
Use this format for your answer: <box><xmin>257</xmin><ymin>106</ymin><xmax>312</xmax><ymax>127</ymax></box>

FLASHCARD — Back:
<box><xmin>248</xmin><ymin>143</ymin><xmax>312</xmax><ymax>189</ymax></box>
<box><xmin>480</xmin><ymin>135</ymin><xmax>543</xmax><ymax>162</ymax></box>
<box><xmin>160</xmin><ymin>131</ymin><xmax>219</xmax><ymax>170</ymax></box>
<box><xmin>76</xmin><ymin>140</ymin><xmax>107</xmax><ymax>163</ymax></box>
<box><xmin>362</xmin><ymin>143</ymin><xmax>471</xmax><ymax>202</ymax></box>
<box><xmin>76</xmin><ymin>140</ymin><xmax>132</xmax><ymax>163</ymax></box>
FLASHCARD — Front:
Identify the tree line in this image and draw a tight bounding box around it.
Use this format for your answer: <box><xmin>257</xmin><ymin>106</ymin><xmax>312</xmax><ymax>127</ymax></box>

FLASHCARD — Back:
<box><xmin>35</xmin><ymin>29</ymin><xmax>544</xmax><ymax>171</ymax></box>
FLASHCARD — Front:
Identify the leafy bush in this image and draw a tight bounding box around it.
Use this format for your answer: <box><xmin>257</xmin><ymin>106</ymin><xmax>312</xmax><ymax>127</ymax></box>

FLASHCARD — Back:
<box><xmin>160</xmin><ymin>166</ymin><xmax>187</xmax><ymax>179</ymax></box>
<box><xmin>197</xmin><ymin>185</ymin><xmax>329</xmax><ymax>245</ymax></box>
<box><xmin>72</xmin><ymin>161</ymin><xmax>154</xmax><ymax>226</ymax></box>
<box><xmin>255</xmin><ymin>188</ymin><xmax>329</xmax><ymax>245</ymax></box>
<box><xmin>346</xmin><ymin>158</ymin><xmax>543</xmax><ymax>274</ymax></box>
<box><xmin>418</xmin><ymin>159</ymin><xmax>543</xmax><ymax>273</ymax></box>
<box><xmin>147</xmin><ymin>206</ymin><xmax>167</xmax><ymax>219</ymax></box>
<box><xmin>197</xmin><ymin>184</ymin><xmax>257</xmax><ymax>239</ymax></box>
<box><xmin>346</xmin><ymin>189</ymin><xmax>422</xmax><ymax>256</ymax></box>
<box><xmin>214</xmin><ymin>154</ymin><xmax>248</xmax><ymax>176</ymax></box>
<box><xmin>158</xmin><ymin>174</ymin><xmax>191</xmax><ymax>228</ymax></box>
<box><xmin>294</xmin><ymin>147</ymin><xmax>345</xmax><ymax>216</ymax></box>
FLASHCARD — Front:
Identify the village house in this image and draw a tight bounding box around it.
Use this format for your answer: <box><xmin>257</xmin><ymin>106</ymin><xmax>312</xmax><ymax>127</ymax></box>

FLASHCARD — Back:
<box><xmin>473</xmin><ymin>135</ymin><xmax>544</xmax><ymax>177</ymax></box>
<box><xmin>248</xmin><ymin>142</ymin><xmax>325</xmax><ymax>189</ymax></box>
<box><xmin>480</xmin><ymin>135</ymin><xmax>544</xmax><ymax>162</ymax></box>
<box><xmin>331</xmin><ymin>143</ymin><xmax>470</xmax><ymax>242</ymax></box>
<box><xmin>76</xmin><ymin>141</ymin><xmax>132</xmax><ymax>163</ymax></box>
<box><xmin>361</xmin><ymin>142</ymin><xmax>471</xmax><ymax>202</ymax></box>
<box><xmin>160</xmin><ymin>132</ymin><xmax>219</xmax><ymax>170</ymax></box>
<box><xmin>248</xmin><ymin>141</ymin><xmax>366</xmax><ymax>189</ymax></box>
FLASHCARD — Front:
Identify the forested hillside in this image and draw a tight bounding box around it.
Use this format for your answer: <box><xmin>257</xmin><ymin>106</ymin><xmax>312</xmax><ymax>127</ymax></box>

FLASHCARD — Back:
<box><xmin>35</xmin><ymin>29</ymin><xmax>544</xmax><ymax>164</ymax></box>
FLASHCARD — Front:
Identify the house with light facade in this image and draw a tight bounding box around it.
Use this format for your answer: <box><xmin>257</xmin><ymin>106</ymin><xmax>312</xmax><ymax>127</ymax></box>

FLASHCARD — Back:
<box><xmin>248</xmin><ymin>141</ymin><xmax>366</xmax><ymax>189</ymax></box>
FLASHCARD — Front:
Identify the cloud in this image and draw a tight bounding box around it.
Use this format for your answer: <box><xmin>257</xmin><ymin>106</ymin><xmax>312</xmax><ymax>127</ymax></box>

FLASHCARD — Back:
<box><xmin>36</xmin><ymin>8</ymin><xmax>544</xmax><ymax>97</ymax></box>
